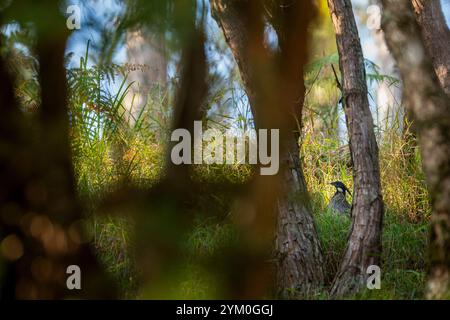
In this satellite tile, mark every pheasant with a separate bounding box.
[327,181,352,216]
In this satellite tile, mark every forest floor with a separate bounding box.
[74,122,429,299]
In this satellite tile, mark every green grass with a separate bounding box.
[302,120,429,299]
[72,118,430,299]
[92,216,139,298]
[64,47,430,300]
[315,211,427,299]
[2,9,432,299]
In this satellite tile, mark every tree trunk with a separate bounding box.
[381,0,450,299]
[275,137,325,298]
[125,29,168,123]
[369,0,404,134]
[412,0,450,95]
[327,0,384,297]
[211,0,324,298]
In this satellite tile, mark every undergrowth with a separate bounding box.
[66,48,430,299]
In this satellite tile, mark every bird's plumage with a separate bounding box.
[327,181,351,216]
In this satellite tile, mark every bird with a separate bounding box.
[327,181,352,216]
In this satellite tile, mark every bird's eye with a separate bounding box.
[337,187,344,193]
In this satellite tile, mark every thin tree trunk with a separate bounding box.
[369,0,404,134]
[381,0,450,299]
[211,0,324,298]
[327,0,384,297]
[125,29,168,123]
[412,0,450,95]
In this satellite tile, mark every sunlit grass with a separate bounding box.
[67,49,430,299]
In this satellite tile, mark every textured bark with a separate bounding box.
[275,138,325,298]
[211,0,324,298]
[327,0,384,297]
[412,0,450,95]
[381,0,450,299]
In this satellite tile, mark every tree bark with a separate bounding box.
[211,0,324,298]
[327,0,384,297]
[381,0,450,299]
[275,137,325,298]
[412,0,450,95]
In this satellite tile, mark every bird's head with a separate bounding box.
[330,181,351,196]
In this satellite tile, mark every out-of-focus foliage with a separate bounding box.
[0,0,432,299]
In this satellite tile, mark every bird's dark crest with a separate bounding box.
[330,181,351,196]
